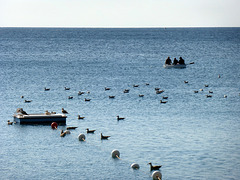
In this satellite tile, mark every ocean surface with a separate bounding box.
[0,27,240,180]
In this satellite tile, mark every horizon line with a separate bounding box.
[1,26,240,29]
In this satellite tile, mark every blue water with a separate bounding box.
[0,28,240,180]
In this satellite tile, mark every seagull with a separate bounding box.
[66,127,78,130]
[60,130,67,137]
[160,100,167,103]
[78,115,85,119]
[7,120,13,125]
[86,128,96,133]
[17,108,28,115]
[156,90,164,94]
[117,116,125,120]
[62,108,68,114]
[148,162,162,171]
[101,133,110,140]
[78,91,84,95]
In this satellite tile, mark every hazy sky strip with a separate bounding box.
[0,0,239,27]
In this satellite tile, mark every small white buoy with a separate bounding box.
[78,134,86,141]
[131,163,140,169]
[111,149,120,159]
[152,171,162,180]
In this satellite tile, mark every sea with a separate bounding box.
[0,27,240,180]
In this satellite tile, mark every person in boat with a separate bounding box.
[179,57,185,65]
[165,57,172,65]
[173,58,178,65]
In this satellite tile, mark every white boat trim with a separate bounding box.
[163,64,187,68]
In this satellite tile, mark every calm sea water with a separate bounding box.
[0,28,240,180]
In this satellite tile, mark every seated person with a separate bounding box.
[179,57,185,64]
[173,58,178,65]
[165,57,172,65]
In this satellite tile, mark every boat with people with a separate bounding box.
[13,108,67,124]
[163,56,187,68]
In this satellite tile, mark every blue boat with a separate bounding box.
[13,109,67,125]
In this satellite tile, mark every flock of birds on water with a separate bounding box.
[7,73,238,180]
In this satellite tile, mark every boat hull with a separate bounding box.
[163,64,186,68]
[13,114,67,125]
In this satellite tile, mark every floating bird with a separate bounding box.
[123,89,130,93]
[156,90,164,94]
[21,96,24,98]
[218,74,221,78]
[117,116,125,120]
[109,96,115,99]
[162,96,168,99]
[68,96,73,99]
[85,98,91,101]
[146,83,150,85]
[139,94,144,97]
[7,120,13,125]
[64,87,70,90]
[86,128,96,133]
[200,89,203,91]
[101,133,110,140]
[160,100,167,103]
[78,91,84,95]
[66,127,78,130]
[64,130,71,134]
[209,91,213,93]
[205,84,209,87]
[17,108,28,115]
[78,115,85,119]
[184,81,188,84]
[206,95,212,98]
[44,87,50,91]
[148,162,162,171]
[62,108,68,114]
[194,91,199,93]
[24,100,32,103]
[60,130,67,137]
[189,62,195,64]
[155,88,160,91]
[105,87,111,91]
[133,84,139,87]
[224,95,227,98]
